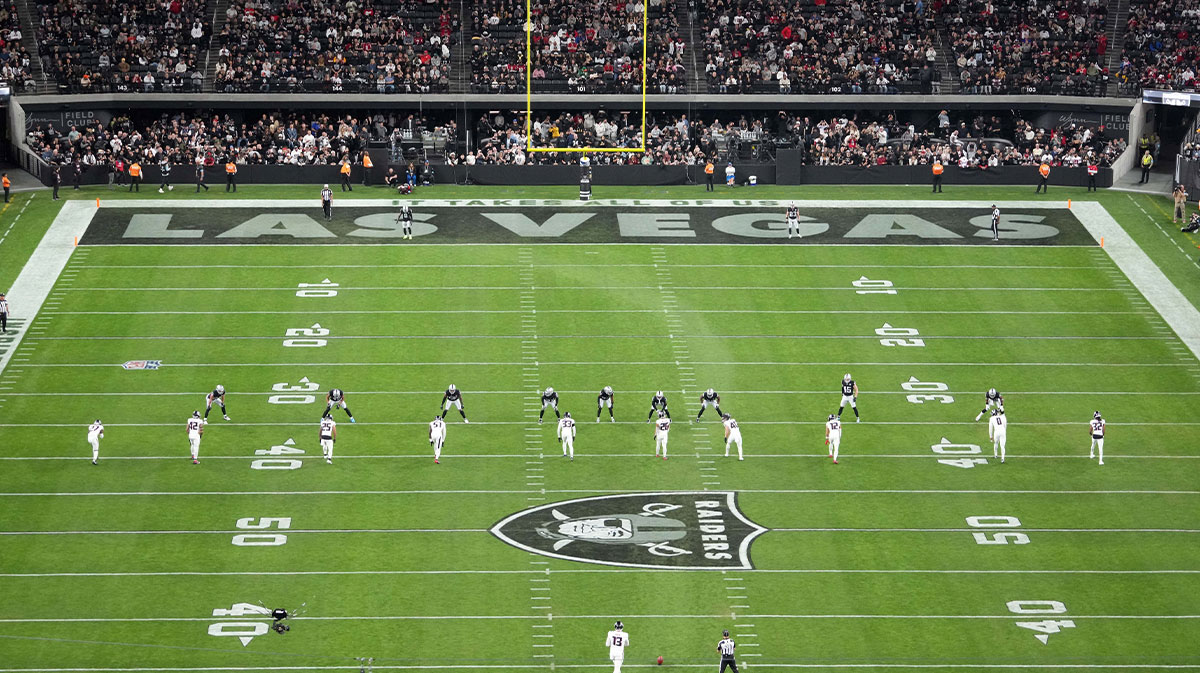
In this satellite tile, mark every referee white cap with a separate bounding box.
[324,184,329,189]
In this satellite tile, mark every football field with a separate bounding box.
[1,196,1199,671]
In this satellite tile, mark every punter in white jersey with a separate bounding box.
[722,414,743,460]
[654,410,671,459]
[825,414,842,464]
[430,414,447,464]
[785,201,801,238]
[87,419,104,465]
[605,621,629,673]
[837,374,860,422]
[318,413,337,464]
[557,412,577,460]
[186,410,204,464]
[1089,411,1105,466]
[975,388,1004,421]
[988,407,1007,463]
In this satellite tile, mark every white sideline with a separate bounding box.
[1075,201,1200,361]
[0,201,95,376]
[2,666,1200,672]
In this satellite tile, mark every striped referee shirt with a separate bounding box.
[718,638,735,658]
[0,299,9,315]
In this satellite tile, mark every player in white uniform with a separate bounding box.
[975,388,1004,421]
[786,202,800,238]
[557,411,576,460]
[1089,411,1105,466]
[654,410,671,459]
[605,621,628,673]
[204,384,229,423]
[319,413,337,464]
[87,419,104,465]
[825,414,841,464]
[837,374,859,422]
[722,414,743,460]
[430,414,447,464]
[186,410,203,464]
[988,407,1007,463]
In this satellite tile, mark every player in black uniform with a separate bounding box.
[697,388,722,421]
[597,385,615,422]
[975,388,1004,421]
[204,384,229,423]
[785,202,800,239]
[325,388,356,422]
[397,205,414,240]
[647,390,669,422]
[539,387,559,424]
[837,374,860,422]
[441,384,468,422]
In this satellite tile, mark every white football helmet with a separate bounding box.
[448,384,456,392]
[843,373,851,381]
[603,386,613,395]
[706,388,715,396]
[545,387,554,395]
[215,384,225,395]
[988,387,997,397]
[656,390,664,397]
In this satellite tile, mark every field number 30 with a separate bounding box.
[902,376,953,404]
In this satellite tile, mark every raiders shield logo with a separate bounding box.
[489,491,767,569]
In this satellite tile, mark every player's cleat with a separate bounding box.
[350,417,356,423]
[158,188,164,193]
[596,418,600,423]
[463,418,469,424]
[326,458,332,464]
[434,458,439,464]
[610,417,614,423]
[662,455,668,460]
[856,417,860,423]
[738,456,744,461]
[91,459,97,465]
[1001,458,1005,464]
[223,415,231,421]
[538,418,543,424]
[570,456,574,461]
[833,460,838,464]
[193,459,199,464]
[202,418,208,425]
[1098,460,1104,465]
[1089,452,1095,459]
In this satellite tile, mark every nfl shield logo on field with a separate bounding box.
[122,360,162,370]
[490,491,767,569]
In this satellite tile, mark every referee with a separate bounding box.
[321,184,333,221]
[717,629,737,673]
[989,204,1000,242]
[0,293,9,333]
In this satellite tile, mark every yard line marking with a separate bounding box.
[8,390,1199,397]
[2,488,1195,497]
[6,613,1200,624]
[44,309,1154,316]
[73,262,1104,270]
[27,334,1174,342]
[0,528,490,536]
[12,361,1193,369]
[4,421,1197,429]
[54,285,1129,292]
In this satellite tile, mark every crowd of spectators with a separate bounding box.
[214,0,455,93]
[700,0,941,95]
[34,0,209,92]
[1116,0,1200,92]
[941,0,1110,95]
[469,0,687,94]
[22,111,411,168]
[0,1,35,90]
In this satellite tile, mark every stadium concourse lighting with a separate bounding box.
[523,0,648,154]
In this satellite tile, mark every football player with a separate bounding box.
[606,621,628,673]
[722,414,743,460]
[87,418,104,465]
[837,374,859,422]
[204,385,229,423]
[430,414,446,464]
[558,411,576,460]
[441,384,468,423]
[597,386,615,422]
[654,410,671,459]
[319,411,337,464]
[647,390,669,423]
[989,407,1007,463]
[697,388,722,421]
[976,388,1004,421]
[539,387,559,424]
[825,414,841,464]
[785,201,800,238]
[325,388,356,422]
[186,410,203,464]
[397,205,414,240]
[1089,411,1105,466]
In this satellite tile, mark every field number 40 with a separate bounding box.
[1006,600,1075,644]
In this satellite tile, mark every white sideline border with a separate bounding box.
[1074,201,1200,362]
[0,201,96,376]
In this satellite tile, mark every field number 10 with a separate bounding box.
[853,276,896,294]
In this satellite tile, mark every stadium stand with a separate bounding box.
[1118,0,1200,92]
[213,0,456,93]
[468,0,687,93]
[0,0,35,90]
[699,0,941,94]
[33,0,210,93]
[941,0,1110,95]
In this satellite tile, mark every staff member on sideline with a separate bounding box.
[195,162,209,192]
[1173,184,1189,223]
[321,184,333,221]
[1087,158,1099,191]
[1139,150,1154,183]
[717,630,738,673]
[0,292,9,333]
[128,160,142,192]
[340,158,353,191]
[361,152,374,186]
[704,158,714,191]
[2,172,10,202]
[931,159,944,193]
[225,159,238,192]
[1035,161,1050,193]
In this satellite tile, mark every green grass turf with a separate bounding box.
[0,185,1198,672]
